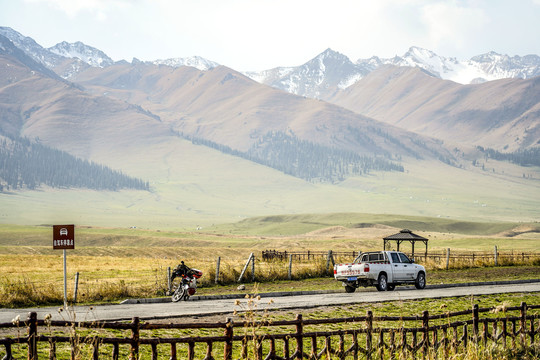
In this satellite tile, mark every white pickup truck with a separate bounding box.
[334,251,426,292]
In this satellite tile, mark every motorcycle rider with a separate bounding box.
[171,261,191,282]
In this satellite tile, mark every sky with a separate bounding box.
[1,0,540,71]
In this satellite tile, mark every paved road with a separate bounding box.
[1,282,539,323]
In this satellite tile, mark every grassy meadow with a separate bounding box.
[0,142,539,230]
[0,213,539,307]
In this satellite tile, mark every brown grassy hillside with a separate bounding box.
[327,65,540,151]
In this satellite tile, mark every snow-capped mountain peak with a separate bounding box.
[0,26,64,68]
[244,48,375,98]
[2,26,539,99]
[151,56,219,71]
[354,46,540,85]
[383,46,459,79]
[48,41,114,68]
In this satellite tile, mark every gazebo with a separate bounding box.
[383,229,428,260]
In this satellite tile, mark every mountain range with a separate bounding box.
[0,26,538,227]
[2,26,540,96]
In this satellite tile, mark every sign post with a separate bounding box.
[53,225,75,309]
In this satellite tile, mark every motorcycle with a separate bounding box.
[170,262,203,302]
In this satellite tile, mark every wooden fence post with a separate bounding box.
[215,256,221,284]
[27,311,37,360]
[167,267,171,294]
[238,253,254,283]
[494,246,498,266]
[366,310,373,360]
[326,250,334,275]
[224,318,233,360]
[130,317,140,360]
[3,342,13,360]
[288,254,293,280]
[422,310,429,359]
[295,314,304,360]
[520,302,527,347]
[73,272,80,303]
[251,254,255,282]
[446,248,450,270]
[472,304,479,345]
[93,337,100,360]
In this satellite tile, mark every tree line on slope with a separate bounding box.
[188,131,404,182]
[477,146,540,167]
[0,136,149,192]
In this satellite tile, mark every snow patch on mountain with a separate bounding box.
[378,46,540,84]
[0,26,63,68]
[338,73,364,89]
[245,48,374,98]
[48,41,114,68]
[151,56,219,71]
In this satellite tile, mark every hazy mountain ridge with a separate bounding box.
[150,56,219,71]
[328,65,540,152]
[246,47,540,99]
[69,60,454,164]
[48,41,114,68]
[1,40,449,190]
[386,47,540,84]
[0,44,172,160]
[1,26,536,163]
[244,49,376,99]
[0,26,65,69]
[0,33,63,82]
[3,26,538,96]
[0,27,218,78]
[0,27,538,226]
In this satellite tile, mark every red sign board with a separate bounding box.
[53,225,75,250]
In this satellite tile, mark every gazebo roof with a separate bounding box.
[383,229,428,241]
[383,229,429,257]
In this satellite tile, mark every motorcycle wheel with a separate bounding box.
[171,286,185,302]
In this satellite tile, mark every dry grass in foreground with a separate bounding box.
[1,250,539,308]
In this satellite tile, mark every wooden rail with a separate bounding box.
[262,249,540,264]
[1,302,538,359]
[262,250,358,261]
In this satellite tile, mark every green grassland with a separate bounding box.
[0,136,539,230]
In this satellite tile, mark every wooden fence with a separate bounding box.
[262,249,540,267]
[1,302,538,359]
[262,250,359,261]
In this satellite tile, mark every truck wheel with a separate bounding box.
[376,273,388,291]
[345,285,356,293]
[415,272,426,289]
